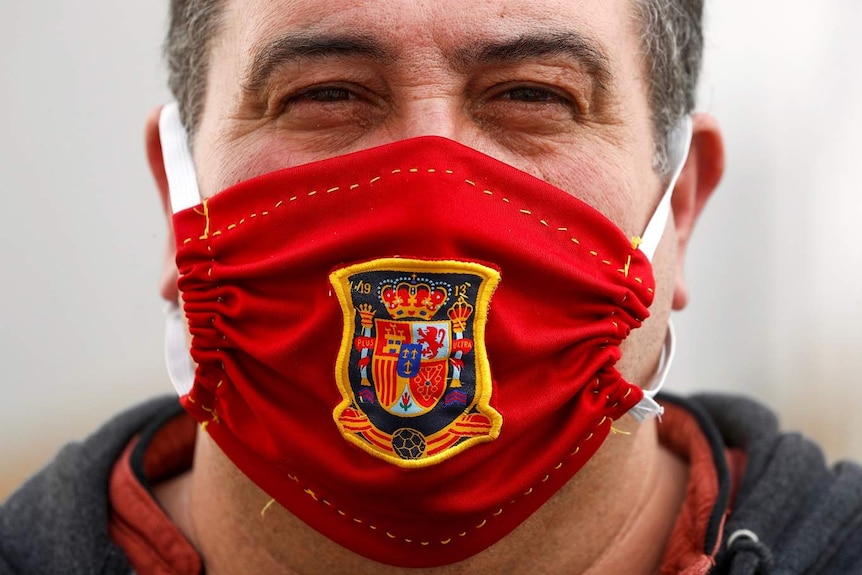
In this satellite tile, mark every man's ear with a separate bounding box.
[145,106,180,304]
[670,113,725,310]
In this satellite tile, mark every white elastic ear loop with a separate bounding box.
[165,303,196,397]
[637,116,694,262]
[629,320,676,422]
[158,102,202,214]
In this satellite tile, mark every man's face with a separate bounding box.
[187,0,676,387]
[193,0,662,240]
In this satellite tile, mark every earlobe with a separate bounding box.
[670,113,725,310]
[145,106,181,304]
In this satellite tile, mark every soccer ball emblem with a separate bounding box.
[391,428,427,460]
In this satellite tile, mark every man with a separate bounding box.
[2,1,861,574]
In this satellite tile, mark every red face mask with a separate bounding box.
[160,104,686,567]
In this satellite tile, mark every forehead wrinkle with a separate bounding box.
[450,31,613,95]
[241,33,394,93]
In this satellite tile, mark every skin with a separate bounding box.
[145,0,725,573]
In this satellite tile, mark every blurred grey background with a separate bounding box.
[2,2,861,499]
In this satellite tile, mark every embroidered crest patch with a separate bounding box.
[330,258,502,467]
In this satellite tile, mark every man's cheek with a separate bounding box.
[529,153,642,234]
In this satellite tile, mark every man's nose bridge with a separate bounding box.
[391,94,464,141]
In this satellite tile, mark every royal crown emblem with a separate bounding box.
[330,258,502,467]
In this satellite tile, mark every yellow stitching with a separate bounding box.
[250,213,257,218]
[337,510,346,517]
[465,179,476,186]
[571,238,580,244]
[200,405,219,423]
[540,220,548,227]
[427,169,436,173]
[288,474,299,482]
[227,224,237,230]
[558,227,568,231]
[183,238,192,244]
[520,209,532,215]
[409,168,419,173]
[386,532,396,539]
[602,260,611,266]
[493,509,503,516]
[308,191,318,196]
[421,542,430,546]
[370,176,381,184]
[391,169,401,174]
[635,277,643,284]
[476,520,487,529]
[618,255,632,277]
[503,198,510,203]
[484,190,493,195]
[353,518,363,524]
[290,196,297,202]
[350,184,360,190]
[304,489,318,501]
[260,498,276,518]
[445,170,454,174]
[326,187,339,193]
[275,201,284,208]
[590,251,599,257]
[524,488,533,496]
[441,539,451,545]
[542,475,550,482]
[262,211,269,216]
[198,199,211,240]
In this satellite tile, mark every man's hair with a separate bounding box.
[633,0,704,172]
[165,0,703,171]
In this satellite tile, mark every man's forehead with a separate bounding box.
[218,0,635,63]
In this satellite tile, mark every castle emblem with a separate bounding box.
[330,258,502,467]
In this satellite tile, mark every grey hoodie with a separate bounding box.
[1,394,861,574]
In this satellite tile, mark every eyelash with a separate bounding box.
[293,87,355,103]
[501,86,565,103]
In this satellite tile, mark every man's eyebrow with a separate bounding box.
[452,32,612,93]
[243,33,391,92]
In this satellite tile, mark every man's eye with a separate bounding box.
[296,87,355,103]
[503,87,561,103]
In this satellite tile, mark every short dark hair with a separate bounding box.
[165,0,704,171]
[165,0,224,144]
[633,0,704,172]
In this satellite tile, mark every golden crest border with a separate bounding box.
[329,257,502,468]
